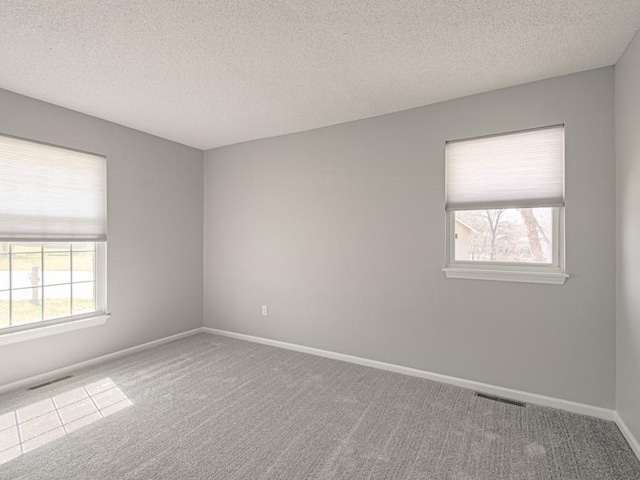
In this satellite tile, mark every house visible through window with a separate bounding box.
[444,125,567,284]
[0,134,107,332]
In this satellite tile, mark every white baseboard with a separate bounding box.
[203,327,615,421]
[614,412,640,461]
[0,327,204,396]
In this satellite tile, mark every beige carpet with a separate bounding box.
[0,333,638,479]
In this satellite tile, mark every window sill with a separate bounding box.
[0,314,110,346]
[443,268,568,285]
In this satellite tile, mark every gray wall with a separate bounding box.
[204,67,616,408]
[0,89,204,386]
[616,30,640,444]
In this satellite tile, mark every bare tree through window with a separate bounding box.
[454,208,552,263]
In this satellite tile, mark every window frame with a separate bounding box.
[444,207,567,284]
[0,241,108,345]
[443,125,569,285]
[0,244,109,345]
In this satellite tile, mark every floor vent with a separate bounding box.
[475,392,526,407]
[28,375,74,391]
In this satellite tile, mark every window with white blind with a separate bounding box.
[443,125,568,284]
[0,133,108,343]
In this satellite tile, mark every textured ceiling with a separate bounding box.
[1,1,639,150]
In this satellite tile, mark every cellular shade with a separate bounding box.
[445,125,564,211]
[0,134,106,241]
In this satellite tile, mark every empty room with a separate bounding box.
[1,1,640,478]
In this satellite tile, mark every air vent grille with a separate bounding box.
[475,392,526,407]
[28,375,74,390]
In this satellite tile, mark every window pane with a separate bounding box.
[11,252,42,289]
[43,242,70,253]
[11,288,42,325]
[0,241,102,330]
[44,285,71,320]
[0,291,8,327]
[44,252,71,286]
[454,208,553,263]
[72,251,95,283]
[11,242,41,253]
[73,282,95,315]
[0,254,8,291]
[72,242,96,252]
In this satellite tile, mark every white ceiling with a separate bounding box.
[1,1,639,150]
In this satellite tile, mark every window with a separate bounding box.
[0,133,107,342]
[444,125,568,284]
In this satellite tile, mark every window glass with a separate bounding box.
[44,250,71,286]
[44,284,71,320]
[72,250,95,283]
[0,253,8,291]
[73,282,95,315]
[454,208,553,263]
[12,287,42,325]
[0,242,99,329]
[0,291,8,328]
[11,251,41,289]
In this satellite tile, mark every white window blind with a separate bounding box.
[0,134,106,241]
[445,125,564,211]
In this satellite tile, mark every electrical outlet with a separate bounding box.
[261,305,268,316]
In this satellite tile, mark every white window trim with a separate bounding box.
[0,243,108,345]
[443,207,568,285]
[0,314,110,346]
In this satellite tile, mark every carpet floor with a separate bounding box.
[0,333,638,479]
